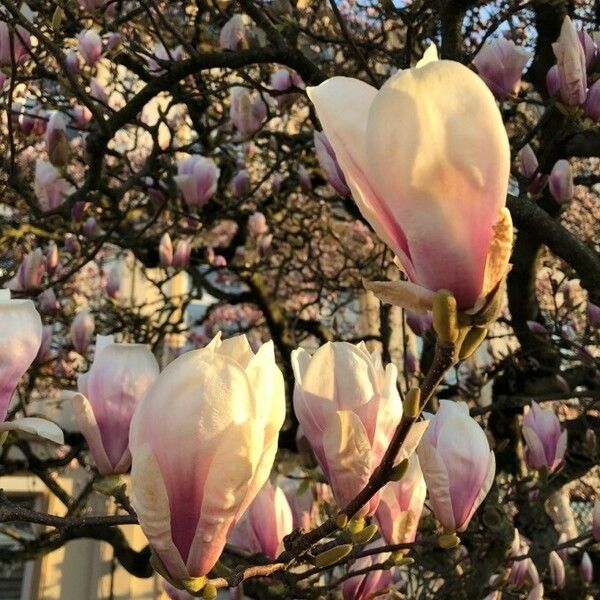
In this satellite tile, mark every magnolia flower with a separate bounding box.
[230,87,267,137]
[148,43,184,75]
[342,543,392,600]
[552,17,587,106]
[472,37,531,98]
[522,402,566,472]
[248,212,268,236]
[313,130,350,196]
[67,335,159,474]
[220,14,247,51]
[129,333,285,579]
[584,80,600,122]
[34,160,74,212]
[45,111,69,167]
[9,248,45,291]
[578,30,597,68]
[375,453,426,546]
[270,68,304,109]
[174,155,220,208]
[35,324,53,363]
[172,239,192,269]
[580,551,593,583]
[46,241,58,271]
[228,480,293,558]
[406,310,433,337]
[65,49,81,75]
[292,342,428,515]
[159,232,173,267]
[593,499,600,542]
[546,64,560,96]
[70,309,95,354]
[37,288,59,314]
[77,29,103,66]
[587,302,600,328]
[279,471,330,531]
[232,169,250,197]
[548,159,573,204]
[106,265,120,299]
[417,400,495,532]
[0,5,33,67]
[549,550,565,589]
[307,46,512,314]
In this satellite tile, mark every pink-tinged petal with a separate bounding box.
[397,420,429,462]
[554,429,567,467]
[459,451,495,532]
[417,442,455,530]
[435,414,490,530]
[423,399,469,447]
[130,443,189,581]
[187,421,259,575]
[292,386,327,469]
[522,426,548,469]
[173,174,197,205]
[322,410,374,513]
[68,391,113,474]
[365,60,510,309]
[290,348,311,385]
[306,78,414,275]
[364,280,435,313]
[0,416,64,445]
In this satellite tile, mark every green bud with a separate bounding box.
[347,518,365,535]
[314,544,353,567]
[336,513,348,528]
[202,583,217,600]
[389,459,410,481]
[403,388,421,420]
[351,523,378,545]
[438,533,460,549]
[52,7,65,31]
[393,554,414,567]
[458,326,488,360]
[182,576,208,594]
[433,290,458,343]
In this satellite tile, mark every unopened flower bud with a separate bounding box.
[46,112,69,167]
[351,523,378,545]
[159,233,173,267]
[548,160,573,204]
[459,326,488,360]
[584,80,600,122]
[433,290,458,343]
[314,544,353,567]
[580,551,593,583]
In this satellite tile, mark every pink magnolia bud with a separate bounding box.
[174,155,220,208]
[271,173,283,194]
[406,310,433,337]
[45,111,69,167]
[64,233,81,254]
[35,324,53,363]
[557,532,568,561]
[293,342,428,516]
[527,320,548,336]
[522,402,567,472]
[0,6,33,67]
[230,87,267,137]
[584,79,600,122]
[472,37,531,98]
[307,47,513,313]
[105,32,122,52]
[593,499,600,542]
[70,309,95,354]
[314,130,350,196]
[298,165,312,192]
[159,233,173,267]
[172,239,192,269]
[375,454,426,546]
[34,159,74,212]
[548,159,573,204]
[578,30,598,68]
[270,68,304,109]
[518,144,539,179]
[552,17,587,106]
[546,64,560,96]
[228,480,293,558]
[69,335,159,474]
[342,542,392,600]
[279,473,324,531]
[527,583,544,600]
[220,14,247,51]
[232,169,251,197]
[147,43,184,76]
[129,334,285,579]
[17,248,46,290]
[549,550,565,589]
[418,400,495,531]
[587,302,600,328]
[106,265,120,299]
[37,288,59,314]
[585,427,597,452]
[213,254,227,267]
[71,201,86,222]
[248,212,268,236]
[90,79,107,103]
[46,241,58,272]
[259,233,273,257]
[72,105,92,129]
[580,551,593,583]
[78,29,103,66]
[83,217,102,239]
[0,289,42,420]
[65,49,81,76]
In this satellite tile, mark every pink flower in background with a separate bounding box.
[220,15,247,51]
[375,453,426,546]
[45,111,69,167]
[292,342,427,516]
[522,402,567,472]
[270,68,304,109]
[129,333,285,579]
[578,30,597,68]
[314,130,350,196]
[172,239,192,269]
[0,4,33,67]
[546,64,560,96]
[548,160,573,204]
[580,552,593,583]
[279,472,329,531]
[549,550,565,589]
[417,400,495,532]
[65,50,81,75]
[77,29,103,66]
[106,265,121,299]
[472,37,531,98]
[232,169,251,197]
[37,288,59,314]
[67,335,159,475]
[307,46,512,312]
[148,43,184,75]
[46,241,58,272]
[584,80,600,122]
[70,309,95,354]
[0,289,42,420]
[228,480,293,558]
[406,310,433,337]
[11,248,46,291]
[34,160,74,212]
[587,302,600,328]
[342,542,392,600]
[230,87,267,137]
[248,212,268,236]
[174,155,220,208]
[35,324,53,363]
[552,17,587,106]
[159,233,173,267]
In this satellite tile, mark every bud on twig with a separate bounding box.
[314,544,353,567]
[438,533,460,549]
[458,326,488,360]
[389,458,410,481]
[433,290,458,343]
[403,388,421,420]
[351,523,378,545]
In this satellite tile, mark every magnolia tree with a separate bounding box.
[0,0,599,598]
